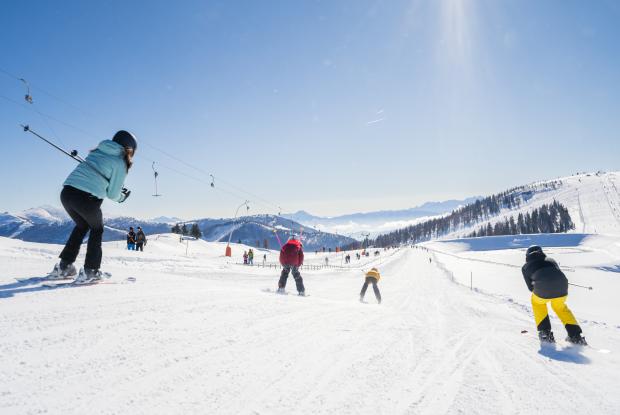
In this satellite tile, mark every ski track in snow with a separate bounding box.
[1,236,620,414]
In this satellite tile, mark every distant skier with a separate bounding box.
[360,267,382,304]
[243,251,248,265]
[277,234,305,296]
[522,245,587,345]
[135,226,147,252]
[49,130,137,283]
[248,249,254,265]
[127,227,136,251]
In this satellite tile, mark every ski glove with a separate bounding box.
[118,188,131,203]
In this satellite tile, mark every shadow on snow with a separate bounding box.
[538,344,591,364]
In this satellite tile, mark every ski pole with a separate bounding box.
[22,124,106,179]
[21,124,84,162]
[568,282,593,290]
[273,229,283,248]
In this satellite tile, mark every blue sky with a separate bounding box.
[1,0,619,219]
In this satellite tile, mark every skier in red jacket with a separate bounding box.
[278,234,306,296]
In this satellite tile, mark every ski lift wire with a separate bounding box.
[2,71,288,215]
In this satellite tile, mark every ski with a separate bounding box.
[41,273,134,289]
[15,276,73,284]
[42,280,108,289]
[261,288,309,297]
[520,330,610,354]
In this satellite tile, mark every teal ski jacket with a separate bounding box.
[63,140,128,202]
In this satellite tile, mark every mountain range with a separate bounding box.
[0,198,478,250]
[0,209,355,251]
[285,197,482,236]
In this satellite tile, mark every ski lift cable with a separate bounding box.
[138,153,250,202]
[0,90,67,147]
[0,67,33,105]
[2,73,289,216]
[138,140,284,211]
[211,175,281,211]
[0,65,96,118]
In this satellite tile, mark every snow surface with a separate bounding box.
[1,234,620,414]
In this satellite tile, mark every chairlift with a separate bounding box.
[210,174,215,188]
[152,162,162,197]
[19,78,33,104]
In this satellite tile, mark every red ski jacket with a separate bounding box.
[279,239,304,266]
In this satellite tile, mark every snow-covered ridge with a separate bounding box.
[285,196,482,236]
[375,171,620,245]
[447,171,620,237]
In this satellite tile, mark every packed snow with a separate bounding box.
[1,233,619,414]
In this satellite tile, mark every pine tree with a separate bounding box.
[517,213,526,234]
[190,224,202,239]
[181,223,188,236]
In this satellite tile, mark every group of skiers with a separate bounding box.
[45,129,588,346]
[243,249,255,265]
[275,234,383,303]
[126,226,147,251]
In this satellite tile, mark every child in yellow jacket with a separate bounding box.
[360,267,382,304]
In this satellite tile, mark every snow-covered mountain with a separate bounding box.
[373,171,620,246]
[446,171,620,238]
[0,208,353,251]
[194,214,354,251]
[150,216,185,224]
[285,197,481,237]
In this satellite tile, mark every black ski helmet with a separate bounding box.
[112,130,138,151]
[526,245,543,260]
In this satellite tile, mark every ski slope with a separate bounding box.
[1,234,620,414]
[445,171,620,238]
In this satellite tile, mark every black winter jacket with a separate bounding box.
[136,231,146,243]
[521,251,568,299]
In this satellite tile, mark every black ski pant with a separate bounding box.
[360,276,381,302]
[136,242,144,252]
[278,264,305,293]
[59,186,104,270]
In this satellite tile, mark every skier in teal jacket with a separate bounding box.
[50,131,137,283]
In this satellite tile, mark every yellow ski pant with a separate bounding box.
[531,293,578,329]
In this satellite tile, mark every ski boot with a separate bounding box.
[48,261,77,280]
[538,330,556,344]
[74,268,103,284]
[298,291,306,297]
[359,295,365,303]
[276,287,286,295]
[566,334,588,346]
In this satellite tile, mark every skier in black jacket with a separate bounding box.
[522,245,586,345]
[135,227,147,252]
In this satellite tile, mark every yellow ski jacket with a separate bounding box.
[366,268,381,281]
